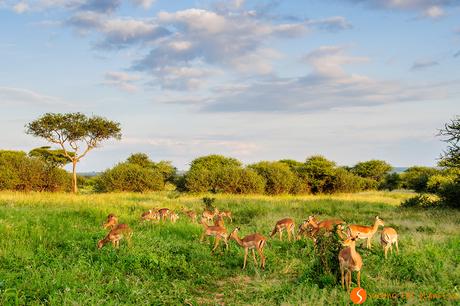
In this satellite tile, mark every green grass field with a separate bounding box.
[0,191,459,305]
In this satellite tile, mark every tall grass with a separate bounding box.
[0,191,458,305]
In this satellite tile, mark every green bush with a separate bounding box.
[351,160,392,182]
[331,168,366,193]
[400,194,437,208]
[0,150,71,192]
[95,162,164,192]
[249,161,295,195]
[215,167,265,194]
[379,172,402,191]
[401,166,439,192]
[436,178,460,209]
[299,155,336,194]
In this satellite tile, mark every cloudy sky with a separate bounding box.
[1,0,459,171]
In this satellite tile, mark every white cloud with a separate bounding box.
[423,5,445,18]
[13,1,29,13]
[0,86,67,106]
[132,0,155,9]
[102,71,141,92]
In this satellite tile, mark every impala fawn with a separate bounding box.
[338,235,363,291]
[348,216,385,249]
[229,227,267,269]
[185,210,197,222]
[200,217,228,253]
[202,207,219,223]
[103,213,118,229]
[218,210,233,223]
[97,224,132,249]
[380,227,399,259]
[141,210,159,221]
[270,218,295,241]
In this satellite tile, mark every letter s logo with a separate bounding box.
[351,287,367,304]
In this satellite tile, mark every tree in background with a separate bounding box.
[351,160,392,183]
[380,172,402,191]
[300,155,336,194]
[401,166,439,192]
[29,146,74,168]
[126,153,177,186]
[26,113,121,193]
[438,116,460,168]
[185,155,242,192]
[249,161,295,195]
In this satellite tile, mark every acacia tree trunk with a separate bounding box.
[72,159,78,193]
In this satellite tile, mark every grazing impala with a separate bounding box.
[103,213,118,229]
[348,216,385,249]
[158,208,171,221]
[229,227,267,270]
[339,235,363,291]
[200,217,228,253]
[185,210,197,222]
[141,210,159,221]
[202,208,219,223]
[306,216,345,239]
[297,220,316,241]
[270,218,295,241]
[218,210,233,223]
[380,227,399,259]
[97,224,132,249]
[169,211,179,223]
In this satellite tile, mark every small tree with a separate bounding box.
[351,160,392,182]
[26,113,121,193]
[29,146,74,168]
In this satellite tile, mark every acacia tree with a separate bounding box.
[26,113,121,193]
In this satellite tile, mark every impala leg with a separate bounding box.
[257,248,265,269]
[200,232,205,243]
[243,248,248,269]
[287,227,292,242]
[224,237,229,250]
[212,237,221,253]
[395,240,399,254]
[341,266,345,289]
[252,249,258,266]
[384,245,388,259]
[279,230,282,241]
[357,270,361,288]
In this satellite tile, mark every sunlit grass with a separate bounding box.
[0,191,458,305]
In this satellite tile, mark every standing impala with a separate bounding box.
[158,208,171,221]
[380,227,399,259]
[339,235,363,291]
[202,208,219,223]
[185,210,197,223]
[229,227,267,270]
[200,217,228,253]
[214,214,225,227]
[97,224,132,249]
[348,216,385,249]
[270,218,295,241]
[169,211,179,223]
[218,210,233,223]
[103,213,118,229]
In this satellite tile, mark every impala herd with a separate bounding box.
[97,205,399,291]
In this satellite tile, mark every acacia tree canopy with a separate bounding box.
[25,112,121,193]
[438,116,460,168]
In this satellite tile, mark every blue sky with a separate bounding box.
[1,0,459,171]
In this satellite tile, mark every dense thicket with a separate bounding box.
[94,153,174,192]
[0,150,71,191]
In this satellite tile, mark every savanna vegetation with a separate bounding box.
[0,192,458,305]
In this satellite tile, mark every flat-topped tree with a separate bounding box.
[26,113,121,193]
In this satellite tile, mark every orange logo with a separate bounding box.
[350,287,367,304]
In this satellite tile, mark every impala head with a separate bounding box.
[230,227,240,238]
[375,216,385,226]
[342,235,359,247]
[97,239,105,249]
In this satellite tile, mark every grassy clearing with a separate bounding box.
[0,191,459,305]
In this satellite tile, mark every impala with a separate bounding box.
[158,208,171,221]
[200,217,228,253]
[348,216,385,249]
[141,210,159,221]
[97,224,132,249]
[338,235,363,291]
[380,227,399,259]
[218,210,233,223]
[185,210,197,222]
[214,214,225,227]
[270,218,295,241]
[297,220,315,241]
[169,211,179,223]
[306,215,346,240]
[103,213,118,229]
[229,227,267,269]
[202,207,219,223]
